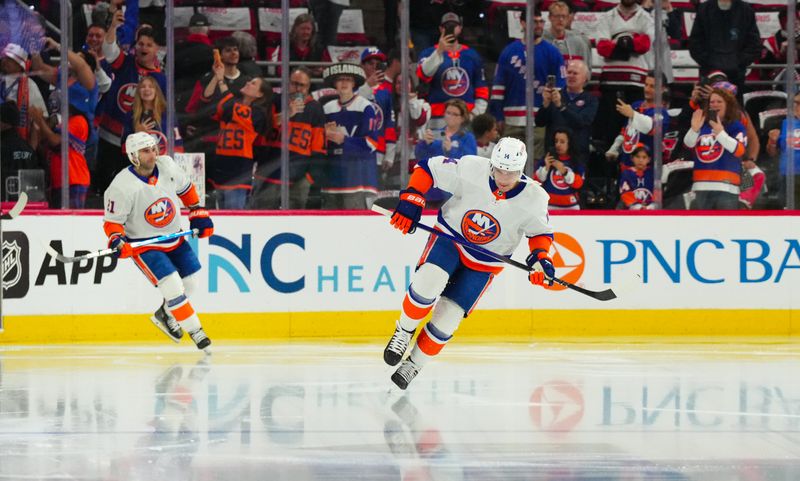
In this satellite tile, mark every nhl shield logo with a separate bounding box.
[2,240,21,290]
[1,232,29,298]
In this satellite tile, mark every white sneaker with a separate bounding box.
[150,305,183,343]
[189,328,211,351]
[383,321,415,366]
[391,358,420,390]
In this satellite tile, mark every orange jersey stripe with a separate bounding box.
[693,169,741,185]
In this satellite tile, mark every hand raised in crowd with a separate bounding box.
[423,129,435,145]
[325,121,345,144]
[691,84,713,104]
[442,134,452,153]
[550,87,562,108]
[605,149,619,161]
[542,87,552,107]
[615,99,634,118]
[288,96,305,117]
[366,69,385,88]
[690,108,705,132]
[544,152,556,169]
[138,117,156,132]
[110,9,124,31]
[436,31,456,54]
[212,62,225,82]
[709,117,724,135]
[768,128,781,143]
[553,158,566,174]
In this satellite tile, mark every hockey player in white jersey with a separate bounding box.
[103,132,215,350]
[384,137,556,389]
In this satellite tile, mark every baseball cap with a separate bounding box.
[360,47,386,64]
[189,13,210,27]
[2,43,28,70]
[440,12,461,26]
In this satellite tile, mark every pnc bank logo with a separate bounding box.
[544,232,585,291]
[529,380,585,433]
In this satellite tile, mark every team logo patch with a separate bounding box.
[695,134,724,163]
[117,83,137,113]
[441,66,470,97]
[144,197,176,228]
[792,128,800,149]
[148,130,168,155]
[622,125,640,154]
[372,102,384,131]
[461,210,500,244]
[549,170,569,190]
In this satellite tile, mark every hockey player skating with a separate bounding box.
[383,137,555,389]
[103,132,214,350]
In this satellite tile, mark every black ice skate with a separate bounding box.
[150,304,183,343]
[189,328,212,351]
[384,321,415,366]
[391,358,420,390]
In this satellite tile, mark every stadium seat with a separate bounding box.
[744,90,788,134]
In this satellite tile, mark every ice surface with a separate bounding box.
[0,340,798,480]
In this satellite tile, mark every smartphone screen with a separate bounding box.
[547,75,556,88]
[708,110,718,122]
[444,23,456,37]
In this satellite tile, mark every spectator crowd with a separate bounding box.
[1,0,798,211]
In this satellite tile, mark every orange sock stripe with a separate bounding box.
[416,327,446,356]
[170,302,196,322]
[403,293,434,320]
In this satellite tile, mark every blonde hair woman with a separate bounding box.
[123,75,183,155]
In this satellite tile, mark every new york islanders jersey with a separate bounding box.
[97,50,167,146]
[619,167,654,208]
[418,155,553,273]
[619,101,671,166]
[688,122,747,194]
[322,94,380,194]
[534,156,585,209]
[417,45,489,121]
[104,155,193,250]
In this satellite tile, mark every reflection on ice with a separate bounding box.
[0,342,798,480]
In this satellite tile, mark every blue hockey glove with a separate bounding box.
[526,249,555,286]
[390,188,425,235]
[189,208,214,238]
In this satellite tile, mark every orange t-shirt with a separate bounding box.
[49,115,90,188]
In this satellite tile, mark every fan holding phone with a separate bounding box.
[683,88,748,210]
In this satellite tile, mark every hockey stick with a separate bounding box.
[44,229,198,264]
[371,204,618,301]
[0,192,28,220]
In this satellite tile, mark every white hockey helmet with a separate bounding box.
[490,137,527,172]
[125,132,157,167]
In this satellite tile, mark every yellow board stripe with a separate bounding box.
[0,310,796,343]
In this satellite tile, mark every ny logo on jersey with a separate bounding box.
[461,210,501,245]
[145,197,176,228]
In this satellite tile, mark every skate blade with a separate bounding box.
[149,316,182,344]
